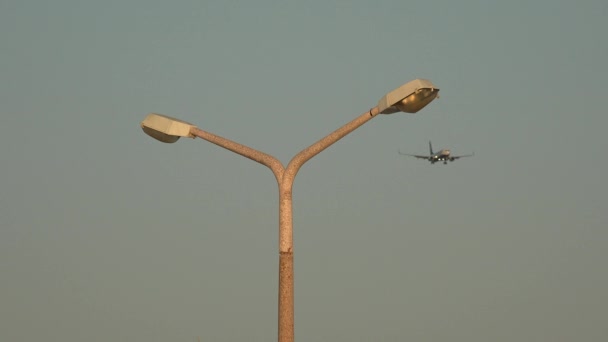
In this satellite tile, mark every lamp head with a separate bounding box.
[140,113,196,143]
[377,79,439,114]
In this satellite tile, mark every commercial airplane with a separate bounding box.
[399,141,474,164]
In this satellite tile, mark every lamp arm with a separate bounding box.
[189,127,285,184]
[283,106,380,186]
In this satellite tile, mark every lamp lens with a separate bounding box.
[395,88,439,113]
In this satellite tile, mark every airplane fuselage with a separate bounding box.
[430,149,451,163]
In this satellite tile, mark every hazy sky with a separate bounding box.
[1,1,607,341]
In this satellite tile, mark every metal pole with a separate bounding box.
[190,106,380,342]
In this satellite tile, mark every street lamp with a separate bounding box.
[140,78,439,342]
[377,78,439,114]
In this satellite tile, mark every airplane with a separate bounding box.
[398,141,474,164]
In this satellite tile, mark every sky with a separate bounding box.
[1,0,607,341]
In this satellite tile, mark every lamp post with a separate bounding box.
[140,79,439,342]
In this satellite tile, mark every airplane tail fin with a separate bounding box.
[429,141,433,156]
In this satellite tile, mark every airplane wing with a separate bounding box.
[398,150,429,159]
[450,152,475,160]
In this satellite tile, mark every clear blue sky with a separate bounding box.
[1,1,607,341]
